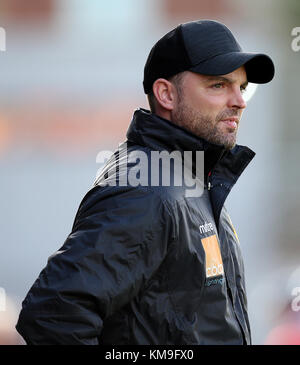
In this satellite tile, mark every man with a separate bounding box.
[16,20,274,345]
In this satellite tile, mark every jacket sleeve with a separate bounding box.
[16,185,174,344]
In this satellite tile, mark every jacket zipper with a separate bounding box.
[207,171,212,190]
[207,149,227,191]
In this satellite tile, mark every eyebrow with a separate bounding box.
[205,75,248,88]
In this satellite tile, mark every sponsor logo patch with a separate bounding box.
[201,234,224,278]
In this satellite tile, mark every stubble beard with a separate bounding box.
[172,97,239,150]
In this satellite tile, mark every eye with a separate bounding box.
[240,85,247,94]
[212,83,225,89]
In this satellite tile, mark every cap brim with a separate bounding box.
[189,52,274,84]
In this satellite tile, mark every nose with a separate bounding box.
[228,86,247,110]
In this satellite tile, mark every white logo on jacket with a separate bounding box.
[199,222,214,235]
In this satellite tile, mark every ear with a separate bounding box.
[152,78,176,111]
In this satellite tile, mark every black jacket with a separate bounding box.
[16,108,255,345]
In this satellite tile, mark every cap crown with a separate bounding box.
[143,20,242,94]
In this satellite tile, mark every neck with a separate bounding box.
[153,107,172,122]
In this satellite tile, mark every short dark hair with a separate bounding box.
[147,72,185,113]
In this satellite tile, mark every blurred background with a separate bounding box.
[0,0,299,345]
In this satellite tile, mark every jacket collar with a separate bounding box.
[127,108,219,153]
[126,108,255,185]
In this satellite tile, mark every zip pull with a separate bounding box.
[207,171,212,190]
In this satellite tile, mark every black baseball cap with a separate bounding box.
[143,20,275,94]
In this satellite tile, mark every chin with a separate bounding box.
[223,138,237,150]
[211,135,237,150]
[225,143,236,150]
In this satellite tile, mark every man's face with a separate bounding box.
[171,66,248,150]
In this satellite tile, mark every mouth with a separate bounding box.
[220,118,239,130]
